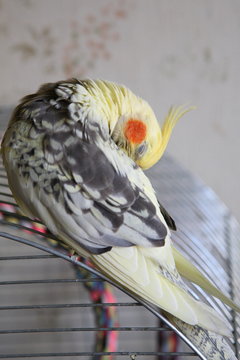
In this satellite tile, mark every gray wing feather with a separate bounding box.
[9,80,168,254]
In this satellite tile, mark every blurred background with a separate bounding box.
[0,0,240,220]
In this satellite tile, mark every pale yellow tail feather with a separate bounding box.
[91,246,232,337]
[172,247,240,312]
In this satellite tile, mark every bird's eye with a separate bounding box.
[135,142,148,158]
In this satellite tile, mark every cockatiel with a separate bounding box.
[1,79,239,359]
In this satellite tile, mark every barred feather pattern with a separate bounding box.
[167,315,237,360]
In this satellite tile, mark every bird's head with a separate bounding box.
[109,95,163,170]
[87,80,192,170]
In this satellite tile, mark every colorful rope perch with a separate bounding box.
[74,262,119,360]
[157,318,179,360]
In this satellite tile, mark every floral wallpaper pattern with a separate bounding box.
[6,0,133,78]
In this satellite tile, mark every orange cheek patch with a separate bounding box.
[124,119,147,144]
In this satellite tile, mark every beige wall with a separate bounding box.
[0,0,240,219]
